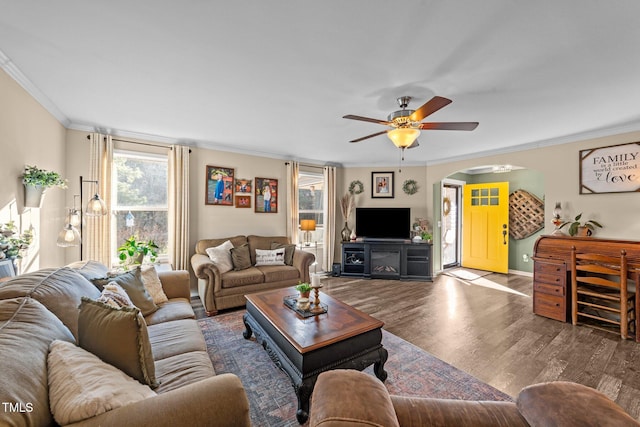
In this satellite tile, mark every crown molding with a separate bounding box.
[0,48,70,127]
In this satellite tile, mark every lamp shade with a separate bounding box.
[85,193,108,216]
[56,224,81,247]
[66,208,82,227]
[300,219,316,231]
[387,128,420,148]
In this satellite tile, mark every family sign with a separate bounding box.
[580,142,640,194]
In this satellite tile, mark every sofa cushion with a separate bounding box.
[259,265,300,283]
[247,235,289,265]
[255,248,286,266]
[67,259,110,281]
[147,318,207,361]
[196,235,247,255]
[78,297,158,388]
[205,240,234,273]
[97,282,135,308]
[154,350,216,394]
[0,267,101,339]
[0,297,75,427]
[93,268,159,316]
[48,339,156,425]
[144,298,195,326]
[517,381,640,427]
[141,265,169,304]
[231,243,252,271]
[222,267,265,289]
[271,242,296,265]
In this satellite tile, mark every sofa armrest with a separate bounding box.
[309,370,399,427]
[69,374,250,427]
[191,253,222,314]
[390,396,527,427]
[157,270,190,300]
[292,250,314,284]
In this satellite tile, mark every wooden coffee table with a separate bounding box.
[243,287,387,424]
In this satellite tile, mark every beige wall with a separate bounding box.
[0,69,67,272]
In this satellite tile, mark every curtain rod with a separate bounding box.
[86,135,191,152]
[285,161,324,169]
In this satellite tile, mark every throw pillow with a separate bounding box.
[92,268,158,316]
[48,340,156,425]
[205,240,234,274]
[140,265,168,304]
[231,243,252,271]
[271,242,296,265]
[97,282,134,309]
[255,248,286,266]
[78,297,158,388]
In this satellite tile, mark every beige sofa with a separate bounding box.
[309,370,640,427]
[191,235,315,315]
[0,261,250,427]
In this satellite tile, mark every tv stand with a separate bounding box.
[341,241,432,281]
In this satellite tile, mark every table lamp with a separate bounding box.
[300,219,316,246]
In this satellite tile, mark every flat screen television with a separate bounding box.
[355,207,411,240]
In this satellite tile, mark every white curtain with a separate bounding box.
[322,166,337,272]
[86,133,113,266]
[169,145,190,270]
[286,161,300,244]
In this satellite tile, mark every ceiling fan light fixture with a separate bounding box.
[388,128,420,148]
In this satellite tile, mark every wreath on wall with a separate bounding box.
[402,179,419,195]
[443,197,451,216]
[348,180,364,195]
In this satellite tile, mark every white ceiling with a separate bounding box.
[2,1,640,167]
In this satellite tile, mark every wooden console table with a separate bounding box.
[532,235,640,325]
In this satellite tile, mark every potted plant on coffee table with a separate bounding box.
[117,235,159,268]
[295,282,313,299]
[21,165,68,208]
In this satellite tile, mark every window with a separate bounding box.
[111,151,168,263]
[298,170,324,244]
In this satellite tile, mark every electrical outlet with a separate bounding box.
[522,254,530,262]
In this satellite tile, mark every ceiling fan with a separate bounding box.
[343,95,478,151]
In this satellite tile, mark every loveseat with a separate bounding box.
[309,370,640,426]
[0,260,250,427]
[191,235,315,315]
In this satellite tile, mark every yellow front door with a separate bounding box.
[462,182,509,273]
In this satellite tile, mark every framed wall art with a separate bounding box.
[579,141,640,194]
[255,177,278,213]
[371,171,394,198]
[235,178,252,194]
[205,165,234,205]
[235,195,251,208]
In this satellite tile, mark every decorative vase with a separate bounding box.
[576,226,592,237]
[24,184,46,208]
[341,222,351,242]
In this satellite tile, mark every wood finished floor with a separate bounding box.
[319,271,640,420]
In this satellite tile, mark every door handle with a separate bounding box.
[502,224,507,245]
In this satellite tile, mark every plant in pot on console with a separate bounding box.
[118,235,159,268]
[21,165,67,208]
[560,213,603,237]
[295,282,313,298]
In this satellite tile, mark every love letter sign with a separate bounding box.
[579,141,640,194]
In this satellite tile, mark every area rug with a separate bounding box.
[199,310,511,427]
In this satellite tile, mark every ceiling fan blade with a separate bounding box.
[349,130,389,143]
[407,140,420,149]
[418,122,479,131]
[409,96,452,122]
[343,114,390,125]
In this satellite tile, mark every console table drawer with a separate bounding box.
[534,293,566,322]
[534,281,565,297]
[534,272,565,286]
[534,261,566,276]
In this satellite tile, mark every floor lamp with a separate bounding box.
[56,176,108,260]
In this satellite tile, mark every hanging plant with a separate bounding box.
[402,179,419,195]
[348,180,364,195]
[21,165,67,188]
